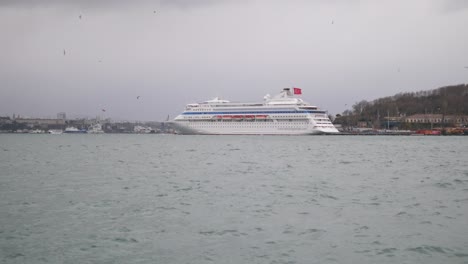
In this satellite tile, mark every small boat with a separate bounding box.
[134,125,152,133]
[87,123,105,134]
[414,129,441,135]
[63,126,87,134]
[48,129,63,134]
[29,129,45,134]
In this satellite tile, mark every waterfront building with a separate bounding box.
[14,118,66,126]
[404,114,468,126]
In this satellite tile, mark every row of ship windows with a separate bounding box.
[184,115,310,119]
[183,111,326,115]
[275,115,308,118]
[189,124,309,128]
[188,122,309,125]
[186,119,311,123]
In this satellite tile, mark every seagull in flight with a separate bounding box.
[63,49,66,56]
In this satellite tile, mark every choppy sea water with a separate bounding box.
[0,134,467,264]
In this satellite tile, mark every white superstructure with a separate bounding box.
[134,125,153,134]
[171,88,339,135]
[88,123,105,134]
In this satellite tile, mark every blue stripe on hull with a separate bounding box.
[182,110,326,115]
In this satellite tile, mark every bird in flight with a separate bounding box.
[79,15,82,19]
[137,96,140,99]
[63,49,66,55]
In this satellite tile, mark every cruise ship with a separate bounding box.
[171,88,339,135]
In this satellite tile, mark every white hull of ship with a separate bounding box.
[170,121,338,135]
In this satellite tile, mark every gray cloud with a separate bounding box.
[3,0,467,12]
[0,0,158,9]
[442,0,468,12]
[0,0,239,9]
[1,0,467,121]
[161,0,221,8]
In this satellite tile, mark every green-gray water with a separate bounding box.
[1,134,467,263]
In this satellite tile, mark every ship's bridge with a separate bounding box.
[185,103,199,111]
[266,98,303,105]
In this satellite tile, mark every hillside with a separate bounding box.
[334,84,468,129]
[336,84,467,124]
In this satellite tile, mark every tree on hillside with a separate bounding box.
[335,84,468,127]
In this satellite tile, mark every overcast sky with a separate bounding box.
[1,0,467,121]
